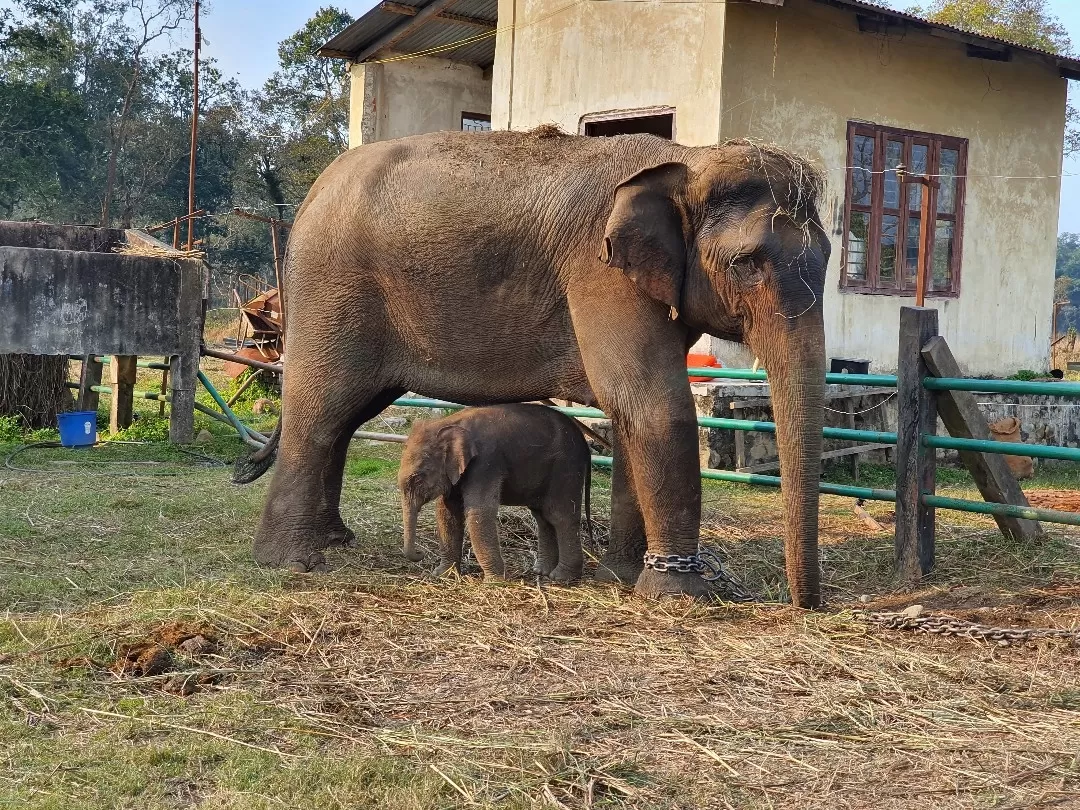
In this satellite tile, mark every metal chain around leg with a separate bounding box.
[697,548,757,603]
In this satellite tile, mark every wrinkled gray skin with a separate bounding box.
[397,404,591,583]
[235,128,829,608]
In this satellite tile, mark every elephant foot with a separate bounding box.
[284,552,329,574]
[253,524,353,572]
[634,567,711,601]
[594,553,643,586]
[431,560,460,578]
[546,563,582,585]
[531,559,556,578]
[320,521,356,549]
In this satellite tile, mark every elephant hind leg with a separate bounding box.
[595,420,647,586]
[530,509,558,577]
[253,385,404,572]
[546,506,584,585]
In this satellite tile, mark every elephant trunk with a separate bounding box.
[763,321,825,609]
[402,493,425,562]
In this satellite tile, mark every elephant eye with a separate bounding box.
[730,254,766,287]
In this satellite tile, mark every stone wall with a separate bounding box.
[693,382,895,473]
[690,382,1080,475]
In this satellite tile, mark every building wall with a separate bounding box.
[348,55,492,148]
[490,0,1067,374]
[490,0,726,144]
[718,0,1066,374]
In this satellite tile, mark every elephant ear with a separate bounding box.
[600,162,689,313]
[437,425,476,486]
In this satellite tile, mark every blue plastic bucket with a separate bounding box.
[57,411,97,448]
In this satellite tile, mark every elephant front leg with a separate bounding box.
[434,491,465,578]
[465,505,505,580]
[595,420,647,586]
[620,402,709,599]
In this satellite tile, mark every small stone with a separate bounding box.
[382,416,407,428]
[252,398,278,415]
[901,604,924,619]
[950,585,982,601]
[178,635,215,655]
[194,429,213,445]
[163,674,197,696]
[858,594,873,604]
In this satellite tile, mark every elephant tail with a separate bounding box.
[583,453,593,548]
[232,419,281,484]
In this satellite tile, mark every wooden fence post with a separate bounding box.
[921,336,1041,541]
[896,306,938,581]
[77,355,103,412]
[109,355,137,433]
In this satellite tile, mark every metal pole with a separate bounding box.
[915,174,931,307]
[186,0,200,250]
[269,218,286,350]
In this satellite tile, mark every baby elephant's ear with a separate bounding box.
[437,425,476,486]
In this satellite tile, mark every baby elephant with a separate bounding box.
[398,403,592,583]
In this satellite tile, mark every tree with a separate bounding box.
[97,0,194,226]
[1054,234,1080,331]
[906,0,1078,154]
[907,0,1070,52]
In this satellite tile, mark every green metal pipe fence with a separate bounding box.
[392,398,900,446]
[63,351,1080,538]
[590,456,898,502]
[924,434,1080,462]
[64,381,171,401]
[69,355,172,371]
[922,494,1080,527]
[686,367,899,388]
[923,376,1080,397]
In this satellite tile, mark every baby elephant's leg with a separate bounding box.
[465,505,506,579]
[546,505,584,584]
[433,491,464,577]
[530,509,558,577]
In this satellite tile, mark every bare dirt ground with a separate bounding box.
[1,370,1079,809]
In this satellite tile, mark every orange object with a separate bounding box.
[687,353,721,382]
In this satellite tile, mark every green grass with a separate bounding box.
[3,370,1080,808]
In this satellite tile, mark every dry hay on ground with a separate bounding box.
[4,436,1080,808]
[42,573,1080,810]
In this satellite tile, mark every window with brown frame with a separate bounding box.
[842,123,967,297]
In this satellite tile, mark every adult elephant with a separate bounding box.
[235,127,830,609]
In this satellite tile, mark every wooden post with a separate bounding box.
[922,336,1041,541]
[109,355,138,433]
[77,355,103,412]
[895,306,938,581]
[158,357,170,418]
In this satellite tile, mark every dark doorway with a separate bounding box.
[582,112,674,139]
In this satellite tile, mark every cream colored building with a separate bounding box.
[320,0,1079,375]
